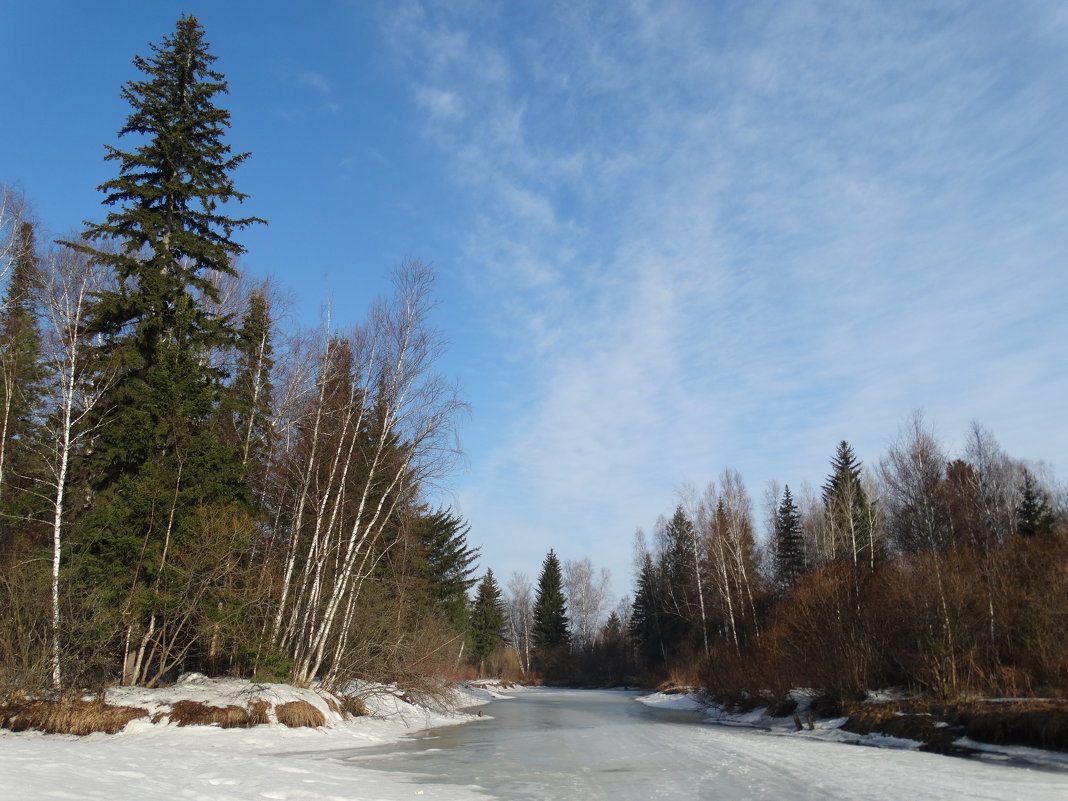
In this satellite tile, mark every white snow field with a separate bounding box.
[2,682,1067,800]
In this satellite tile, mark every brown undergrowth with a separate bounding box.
[843,698,1068,754]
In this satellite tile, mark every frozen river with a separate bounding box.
[336,688,1068,800]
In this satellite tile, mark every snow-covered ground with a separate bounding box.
[0,676,508,801]
[3,681,1067,800]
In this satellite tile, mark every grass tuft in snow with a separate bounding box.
[1,696,148,735]
[275,699,326,728]
[167,700,253,729]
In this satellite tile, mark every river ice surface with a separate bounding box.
[2,684,1067,800]
[331,688,1068,800]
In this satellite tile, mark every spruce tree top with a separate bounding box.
[532,549,570,648]
[79,15,263,329]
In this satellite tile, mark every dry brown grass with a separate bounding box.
[248,699,271,726]
[0,696,148,735]
[275,699,326,728]
[339,694,368,718]
[168,700,252,728]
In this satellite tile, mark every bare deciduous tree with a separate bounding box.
[35,245,115,687]
[266,261,464,686]
[563,558,612,651]
[505,571,533,674]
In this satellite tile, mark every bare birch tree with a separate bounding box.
[35,245,115,687]
[267,261,464,686]
[505,571,533,673]
[563,558,612,650]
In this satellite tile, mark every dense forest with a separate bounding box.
[2,16,1065,709]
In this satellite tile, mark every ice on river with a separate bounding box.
[2,684,1067,800]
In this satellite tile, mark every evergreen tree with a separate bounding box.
[532,549,570,675]
[0,219,46,532]
[822,441,880,568]
[416,508,480,633]
[469,569,505,671]
[226,287,274,499]
[68,15,264,685]
[658,506,697,654]
[773,485,805,590]
[629,551,664,669]
[1017,469,1055,538]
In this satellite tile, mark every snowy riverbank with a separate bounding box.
[0,676,514,800]
[637,688,1068,773]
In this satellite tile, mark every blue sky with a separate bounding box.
[3,1,1067,603]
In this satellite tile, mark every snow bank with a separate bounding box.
[0,677,512,800]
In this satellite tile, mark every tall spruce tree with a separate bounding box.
[773,485,805,590]
[629,551,664,670]
[70,15,264,685]
[469,569,505,672]
[532,549,570,676]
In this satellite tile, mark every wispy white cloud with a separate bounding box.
[294,69,333,95]
[384,0,1068,589]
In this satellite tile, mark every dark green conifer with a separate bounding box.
[532,549,570,676]
[416,509,480,633]
[629,551,664,669]
[0,220,46,533]
[822,441,880,567]
[67,15,264,683]
[1017,469,1055,539]
[226,287,274,498]
[773,485,805,590]
[469,569,505,671]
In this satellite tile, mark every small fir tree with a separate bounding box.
[773,485,805,590]
[531,551,572,657]
[469,569,506,672]
[1017,469,1055,538]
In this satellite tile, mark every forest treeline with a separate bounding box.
[500,425,1067,703]
[0,16,487,693]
